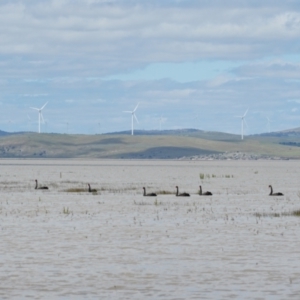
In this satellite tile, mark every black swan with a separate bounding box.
[143,187,157,197]
[35,179,48,190]
[269,185,283,196]
[88,184,97,193]
[199,185,212,196]
[176,186,190,197]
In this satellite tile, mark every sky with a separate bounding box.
[0,0,300,135]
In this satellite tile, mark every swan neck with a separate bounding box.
[269,186,273,195]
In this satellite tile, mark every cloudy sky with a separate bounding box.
[0,0,300,135]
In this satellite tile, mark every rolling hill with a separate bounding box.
[0,128,299,159]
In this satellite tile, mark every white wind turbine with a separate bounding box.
[123,103,139,135]
[66,121,69,134]
[159,115,164,131]
[27,114,32,132]
[193,114,199,129]
[236,108,248,140]
[30,102,48,133]
[266,117,272,133]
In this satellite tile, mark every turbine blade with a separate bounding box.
[134,113,139,123]
[243,108,249,117]
[133,102,139,112]
[123,111,132,113]
[30,107,39,111]
[244,118,248,128]
[41,102,48,110]
[40,113,45,123]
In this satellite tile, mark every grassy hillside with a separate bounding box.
[0,131,299,159]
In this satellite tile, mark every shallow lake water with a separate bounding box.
[0,159,300,299]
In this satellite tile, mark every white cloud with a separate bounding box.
[21,93,49,97]
[206,75,232,87]
[287,99,300,104]
[1,1,300,78]
[91,99,106,103]
[1,1,300,134]
[233,61,300,79]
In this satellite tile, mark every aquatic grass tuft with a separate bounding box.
[291,209,300,217]
[200,173,233,179]
[65,188,87,193]
[255,209,300,218]
[63,207,70,214]
[156,190,173,195]
[133,200,152,206]
[154,199,163,206]
[254,212,281,218]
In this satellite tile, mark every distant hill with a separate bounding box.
[281,127,300,133]
[0,130,299,159]
[0,130,28,137]
[0,130,9,136]
[109,127,300,139]
[107,129,244,142]
[253,127,300,137]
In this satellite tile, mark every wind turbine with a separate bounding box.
[193,114,199,129]
[236,108,248,140]
[66,121,69,134]
[266,117,272,133]
[159,115,164,131]
[30,102,48,133]
[123,103,139,135]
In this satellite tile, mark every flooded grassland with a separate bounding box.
[0,159,300,299]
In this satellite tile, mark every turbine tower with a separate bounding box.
[159,115,164,131]
[123,103,139,135]
[30,102,48,133]
[236,108,248,140]
[193,114,199,129]
[266,117,272,133]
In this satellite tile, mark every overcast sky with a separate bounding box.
[0,0,300,135]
